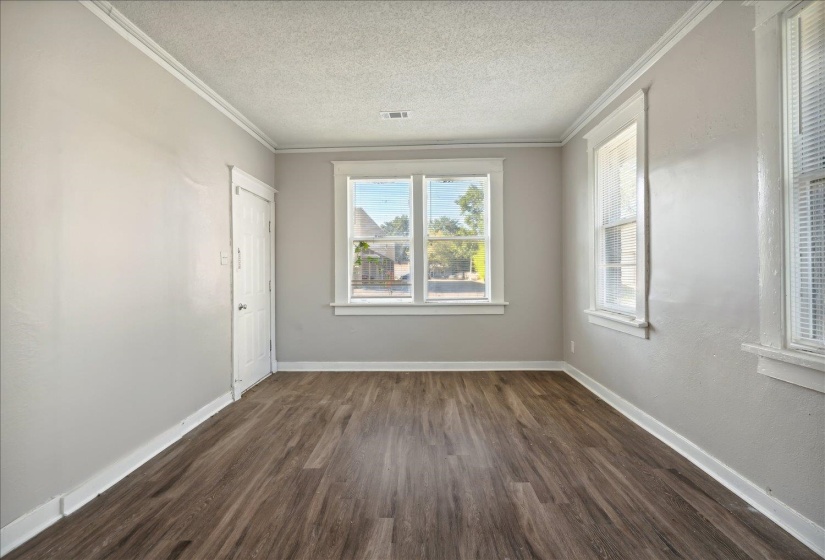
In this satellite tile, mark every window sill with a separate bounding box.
[331,302,508,316]
[584,309,648,339]
[741,343,824,394]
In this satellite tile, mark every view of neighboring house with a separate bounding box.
[352,207,410,298]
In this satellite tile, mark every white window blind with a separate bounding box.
[425,177,489,301]
[350,178,412,301]
[787,1,825,351]
[595,123,638,315]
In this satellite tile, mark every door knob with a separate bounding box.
[238,303,247,310]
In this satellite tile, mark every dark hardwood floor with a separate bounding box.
[7,371,817,559]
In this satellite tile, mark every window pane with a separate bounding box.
[427,177,487,237]
[351,240,411,300]
[787,2,825,350]
[596,123,638,316]
[790,178,824,347]
[352,179,411,238]
[427,240,486,300]
[598,265,637,313]
[597,124,637,226]
[602,223,636,266]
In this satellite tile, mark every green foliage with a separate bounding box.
[427,183,485,278]
[353,241,378,267]
[380,215,409,236]
[428,239,478,278]
[455,184,484,235]
[472,246,486,280]
[428,216,462,236]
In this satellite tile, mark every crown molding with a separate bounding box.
[274,141,561,154]
[560,0,724,145]
[78,0,725,155]
[78,0,278,153]
[272,1,723,151]
[283,0,721,154]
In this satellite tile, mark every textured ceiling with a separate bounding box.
[111,1,694,149]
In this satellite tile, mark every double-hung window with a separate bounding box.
[350,178,413,302]
[332,159,506,315]
[785,1,824,354]
[425,177,490,301]
[584,90,649,338]
[745,0,824,391]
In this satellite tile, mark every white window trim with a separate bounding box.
[583,90,649,338]
[744,1,825,393]
[332,158,507,316]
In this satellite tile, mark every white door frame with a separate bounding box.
[230,166,277,401]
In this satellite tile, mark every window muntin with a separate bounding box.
[595,123,638,316]
[424,176,490,301]
[333,159,505,315]
[349,178,413,302]
[786,1,824,352]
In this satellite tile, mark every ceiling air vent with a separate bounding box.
[380,110,411,120]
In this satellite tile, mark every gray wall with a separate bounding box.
[2,0,821,540]
[562,1,824,525]
[274,148,563,363]
[0,1,274,526]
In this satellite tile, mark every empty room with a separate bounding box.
[1,0,824,558]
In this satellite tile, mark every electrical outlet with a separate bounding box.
[570,341,575,354]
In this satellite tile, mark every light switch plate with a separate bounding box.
[220,251,229,265]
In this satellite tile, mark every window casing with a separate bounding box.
[332,159,506,315]
[584,90,648,338]
[744,0,824,392]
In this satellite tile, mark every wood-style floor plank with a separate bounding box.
[6,371,818,560]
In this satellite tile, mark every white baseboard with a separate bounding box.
[61,391,233,515]
[0,497,62,557]
[183,392,234,431]
[563,362,825,558]
[0,391,233,557]
[277,361,565,372]
[5,366,822,557]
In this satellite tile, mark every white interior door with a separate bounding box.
[234,187,272,395]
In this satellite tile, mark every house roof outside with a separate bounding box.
[353,207,399,262]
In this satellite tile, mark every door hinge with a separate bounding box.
[269,280,272,292]
[268,221,271,232]
[270,340,272,351]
